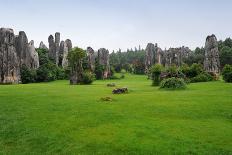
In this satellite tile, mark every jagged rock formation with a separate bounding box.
[48,33,72,67]
[98,48,110,79]
[59,39,72,68]
[39,41,48,50]
[145,43,165,73]
[27,40,39,69]
[204,34,220,74]
[87,47,95,71]
[0,28,40,84]
[145,43,156,73]
[145,43,192,73]
[0,28,20,84]
[48,34,57,64]
[15,31,39,69]
[55,33,60,65]
[165,46,191,67]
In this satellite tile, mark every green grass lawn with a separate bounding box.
[0,74,232,154]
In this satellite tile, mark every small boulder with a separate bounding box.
[112,87,128,94]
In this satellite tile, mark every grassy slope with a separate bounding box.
[0,74,231,154]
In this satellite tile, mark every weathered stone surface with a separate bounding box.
[48,34,56,62]
[87,47,95,71]
[145,43,156,73]
[15,31,28,66]
[0,28,20,84]
[27,40,39,69]
[48,33,71,67]
[55,32,60,65]
[39,41,48,50]
[65,39,72,51]
[204,34,220,74]
[61,39,72,68]
[59,41,68,67]
[165,46,191,67]
[98,48,110,79]
[15,31,39,69]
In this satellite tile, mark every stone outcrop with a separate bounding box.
[48,33,72,67]
[48,34,57,63]
[98,48,110,79]
[87,47,95,71]
[145,43,156,73]
[39,41,48,50]
[0,28,20,84]
[204,34,220,74]
[27,40,39,69]
[0,28,40,84]
[145,42,192,73]
[165,46,191,67]
[15,31,39,69]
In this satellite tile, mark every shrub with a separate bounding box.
[222,65,232,83]
[150,64,163,86]
[82,71,95,84]
[20,65,37,84]
[187,63,203,78]
[191,72,213,83]
[56,67,66,80]
[36,62,58,82]
[160,78,186,90]
[95,63,104,80]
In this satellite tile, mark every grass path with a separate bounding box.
[0,74,232,154]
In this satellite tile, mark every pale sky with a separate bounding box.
[1,0,232,52]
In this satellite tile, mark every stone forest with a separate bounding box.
[0,28,228,85]
[0,27,232,155]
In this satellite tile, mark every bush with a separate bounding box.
[150,64,163,86]
[191,72,213,83]
[20,65,37,84]
[222,65,232,83]
[187,63,203,78]
[82,71,95,84]
[160,78,186,90]
[95,63,104,80]
[56,67,66,80]
[36,62,58,82]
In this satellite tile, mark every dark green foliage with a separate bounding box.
[160,77,186,90]
[133,60,145,74]
[36,48,49,66]
[222,64,232,83]
[36,62,58,82]
[183,47,204,65]
[95,60,104,80]
[109,49,145,74]
[20,65,37,84]
[56,67,66,80]
[191,72,213,83]
[220,46,232,67]
[186,63,203,78]
[67,47,86,84]
[150,64,163,86]
[82,71,95,84]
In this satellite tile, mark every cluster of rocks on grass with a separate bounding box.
[145,34,220,76]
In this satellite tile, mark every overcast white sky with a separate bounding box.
[1,0,232,52]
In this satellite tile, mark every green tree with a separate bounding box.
[150,64,163,86]
[67,47,86,84]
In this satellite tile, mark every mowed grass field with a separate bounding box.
[0,74,232,155]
